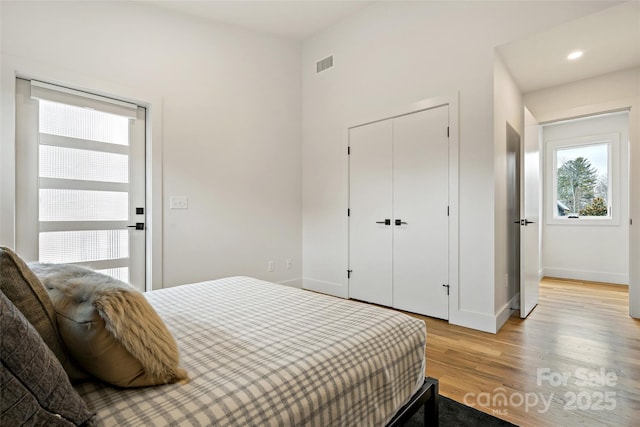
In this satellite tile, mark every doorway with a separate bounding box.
[540,111,630,286]
[507,120,541,319]
[14,78,147,291]
[506,122,521,308]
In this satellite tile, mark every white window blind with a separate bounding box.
[30,80,138,119]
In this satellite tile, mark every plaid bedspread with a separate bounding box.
[75,276,426,426]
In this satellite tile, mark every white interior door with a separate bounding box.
[393,106,449,319]
[15,79,146,291]
[521,107,540,318]
[348,119,393,306]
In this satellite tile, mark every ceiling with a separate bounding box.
[143,0,639,93]
[144,0,374,40]
[497,1,640,93]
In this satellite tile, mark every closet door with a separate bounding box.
[348,119,393,306]
[393,106,449,319]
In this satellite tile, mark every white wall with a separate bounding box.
[301,1,615,332]
[493,53,524,325]
[524,67,639,316]
[541,112,629,284]
[0,1,302,288]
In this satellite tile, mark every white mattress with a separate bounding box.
[75,276,426,426]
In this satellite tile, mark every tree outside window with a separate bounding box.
[555,143,609,218]
[545,120,623,226]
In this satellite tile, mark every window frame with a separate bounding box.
[545,132,620,226]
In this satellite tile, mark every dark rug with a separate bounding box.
[406,395,518,426]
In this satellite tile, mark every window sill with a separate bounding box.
[547,217,620,226]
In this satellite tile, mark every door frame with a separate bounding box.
[0,54,164,291]
[530,100,635,317]
[346,92,459,321]
[506,122,522,312]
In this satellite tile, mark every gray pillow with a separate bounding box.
[0,246,85,381]
[0,290,95,426]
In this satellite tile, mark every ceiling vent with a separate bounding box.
[316,56,334,73]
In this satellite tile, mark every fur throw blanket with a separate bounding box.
[29,262,188,387]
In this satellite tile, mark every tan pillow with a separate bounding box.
[0,246,86,381]
[30,263,189,388]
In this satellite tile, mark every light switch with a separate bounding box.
[170,196,188,209]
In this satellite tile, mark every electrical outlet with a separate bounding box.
[170,196,188,209]
[268,261,275,272]
[286,258,292,269]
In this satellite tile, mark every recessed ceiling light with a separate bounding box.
[567,50,584,60]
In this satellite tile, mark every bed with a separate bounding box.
[73,276,439,426]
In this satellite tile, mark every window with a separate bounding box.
[545,132,619,225]
[37,101,133,282]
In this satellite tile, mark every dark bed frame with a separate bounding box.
[387,377,439,426]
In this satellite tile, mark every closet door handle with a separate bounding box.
[395,219,407,226]
[376,219,391,225]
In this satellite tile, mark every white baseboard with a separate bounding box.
[449,308,499,334]
[449,292,520,334]
[510,292,521,311]
[277,277,303,289]
[543,267,628,285]
[495,292,520,330]
[302,277,348,298]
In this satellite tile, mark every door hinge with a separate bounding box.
[347,269,353,279]
[447,126,449,138]
[347,208,350,217]
[442,284,450,295]
[447,206,449,216]
[348,146,351,155]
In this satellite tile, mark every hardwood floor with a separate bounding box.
[407,277,640,427]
